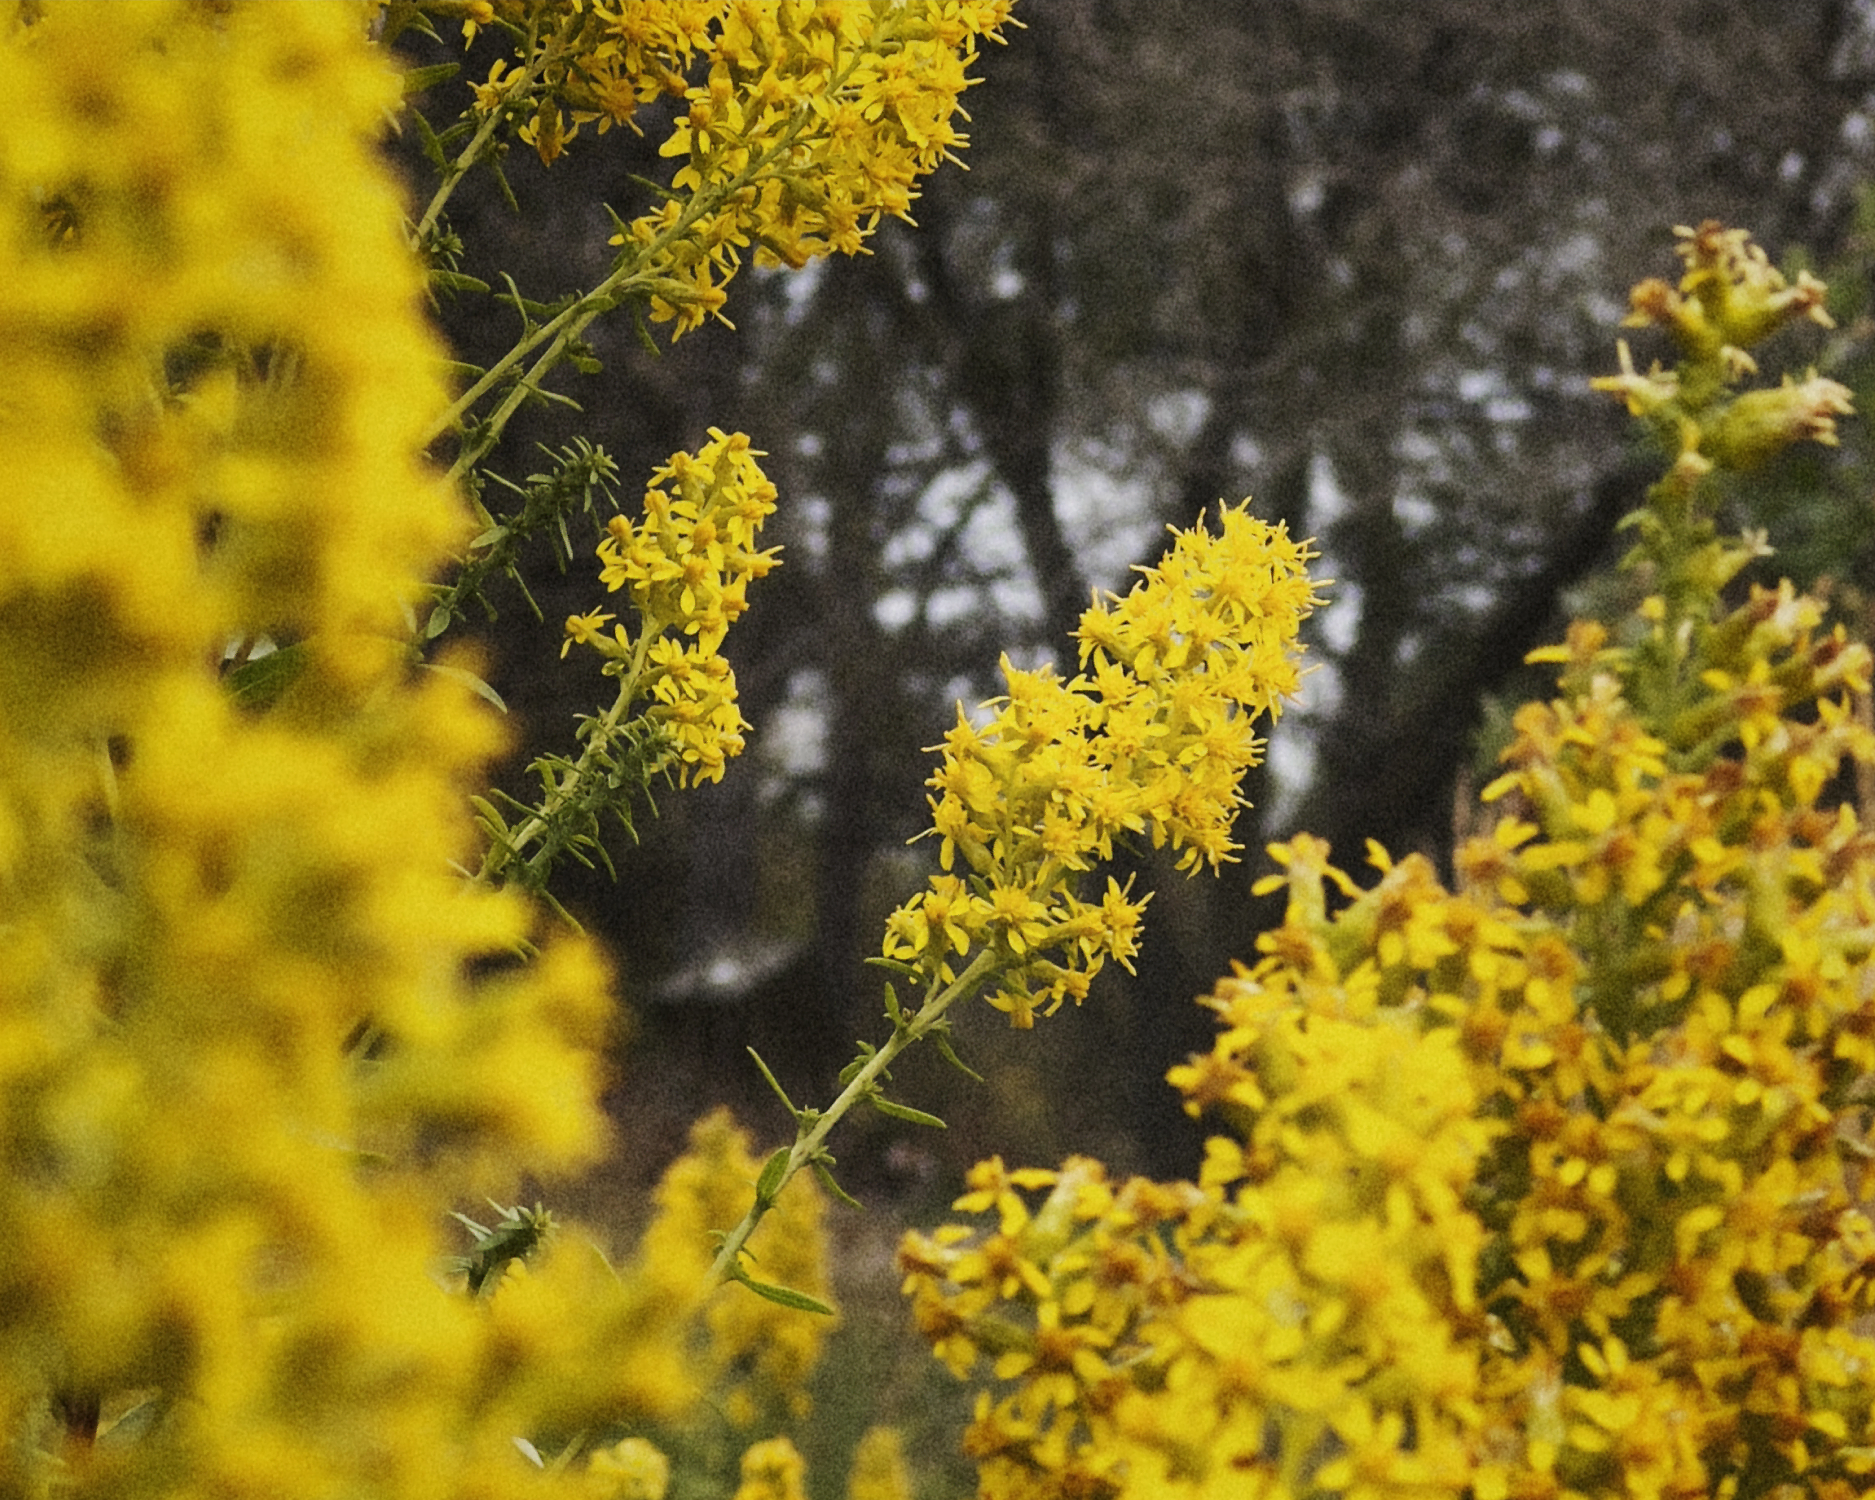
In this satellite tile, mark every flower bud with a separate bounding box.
[1704,370,1855,468]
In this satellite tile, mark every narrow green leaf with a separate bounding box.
[836,1040,878,1088]
[630,302,661,357]
[871,1095,947,1129]
[882,981,903,1024]
[402,62,461,97]
[624,173,682,203]
[488,154,520,214]
[409,107,446,171]
[932,1027,985,1084]
[746,1047,800,1118]
[812,1158,863,1210]
[733,1272,835,1317]
[467,795,511,835]
[424,604,453,640]
[225,642,308,711]
[863,956,921,978]
[429,269,491,296]
[754,1145,791,1206]
[418,661,507,713]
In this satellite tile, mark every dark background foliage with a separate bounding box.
[395,1,1875,1210]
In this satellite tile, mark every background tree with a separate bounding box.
[399,0,1875,1187]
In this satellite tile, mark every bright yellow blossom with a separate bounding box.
[882,503,1322,1026]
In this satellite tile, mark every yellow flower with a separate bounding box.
[881,502,1319,1025]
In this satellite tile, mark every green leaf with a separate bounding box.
[836,1040,878,1088]
[932,1026,985,1084]
[754,1145,791,1206]
[863,955,921,978]
[812,1158,863,1210]
[418,661,507,713]
[429,269,491,296]
[424,604,453,640]
[870,1095,947,1129]
[624,174,682,203]
[488,153,520,214]
[746,1047,800,1118]
[402,62,461,97]
[883,981,903,1024]
[733,1272,836,1317]
[225,642,308,711]
[409,107,447,171]
[98,1398,161,1447]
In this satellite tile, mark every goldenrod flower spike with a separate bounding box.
[882,501,1321,1027]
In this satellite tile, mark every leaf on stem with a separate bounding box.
[418,661,507,713]
[401,63,461,98]
[746,1046,801,1119]
[812,1158,863,1210]
[870,1095,947,1129]
[754,1145,791,1207]
[729,1267,836,1317]
[930,1022,984,1083]
[409,106,448,170]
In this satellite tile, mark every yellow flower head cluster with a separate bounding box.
[601,0,1019,334]
[563,428,780,784]
[882,504,1321,1027]
[905,228,1875,1500]
[900,984,1495,1500]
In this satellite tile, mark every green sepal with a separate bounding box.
[870,1095,947,1129]
[754,1145,791,1207]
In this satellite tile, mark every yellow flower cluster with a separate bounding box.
[881,504,1321,1027]
[562,428,781,785]
[900,1001,1493,1500]
[904,229,1875,1500]
[450,0,1017,332]
[603,0,1019,334]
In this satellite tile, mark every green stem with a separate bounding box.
[706,948,1001,1286]
[474,627,654,883]
[409,14,567,251]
